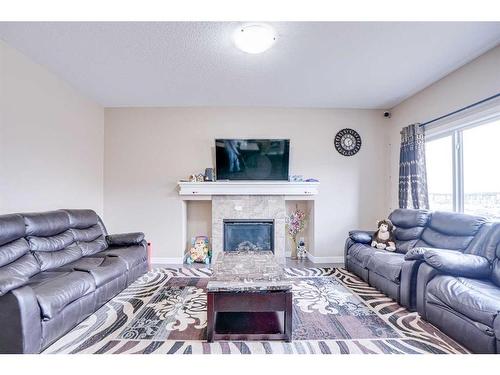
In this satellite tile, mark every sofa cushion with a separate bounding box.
[99,245,147,270]
[485,225,500,287]
[23,211,70,237]
[428,211,487,237]
[77,238,108,257]
[0,214,26,246]
[63,209,99,229]
[389,209,429,254]
[347,243,377,267]
[389,209,430,228]
[64,210,108,257]
[0,238,30,268]
[394,226,425,241]
[27,231,75,252]
[0,253,41,296]
[31,271,95,320]
[71,225,103,242]
[365,252,405,283]
[33,245,82,271]
[420,227,474,251]
[427,275,500,327]
[73,257,128,288]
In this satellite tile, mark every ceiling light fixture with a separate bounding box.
[233,24,277,54]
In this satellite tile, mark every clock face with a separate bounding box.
[334,128,362,156]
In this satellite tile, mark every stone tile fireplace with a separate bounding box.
[212,195,285,261]
[223,219,274,252]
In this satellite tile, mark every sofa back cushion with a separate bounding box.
[63,209,108,256]
[0,214,29,267]
[416,211,487,252]
[23,211,82,271]
[0,214,41,296]
[485,224,500,287]
[389,209,430,253]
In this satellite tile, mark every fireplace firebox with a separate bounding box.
[223,219,274,252]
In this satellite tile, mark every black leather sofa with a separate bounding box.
[346,208,500,353]
[345,209,492,311]
[0,209,148,353]
[416,223,500,353]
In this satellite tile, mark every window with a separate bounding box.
[426,135,453,212]
[425,117,500,220]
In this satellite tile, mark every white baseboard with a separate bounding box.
[151,257,184,265]
[306,253,344,264]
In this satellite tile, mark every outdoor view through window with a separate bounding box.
[426,119,500,220]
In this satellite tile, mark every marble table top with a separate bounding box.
[207,251,292,292]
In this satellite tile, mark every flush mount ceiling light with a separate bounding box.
[233,24,277,54]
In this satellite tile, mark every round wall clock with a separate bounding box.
[334,128,362,156]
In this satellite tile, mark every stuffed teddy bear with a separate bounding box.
[371,219,396,252]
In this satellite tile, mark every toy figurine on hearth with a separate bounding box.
[296,238,308,259]
[186,236,211,264]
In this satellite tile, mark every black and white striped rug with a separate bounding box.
[43,267,468,354]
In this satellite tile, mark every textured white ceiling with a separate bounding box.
[0,22,499,108]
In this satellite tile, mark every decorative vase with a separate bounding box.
[290,237,298,259]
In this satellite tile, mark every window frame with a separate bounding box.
[425,106,500,215]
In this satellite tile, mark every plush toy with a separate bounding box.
[186,236,211,264]
[371,219,396,251]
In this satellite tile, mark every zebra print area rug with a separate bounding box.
[43,267,468,354]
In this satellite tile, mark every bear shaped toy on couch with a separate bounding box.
[371,219,396,251]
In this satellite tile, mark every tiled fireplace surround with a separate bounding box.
[212,195,286,261]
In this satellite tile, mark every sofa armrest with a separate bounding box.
[348,230,374,244]
[424,249,491,278]
[404,247,430,261]
[0,286,42,353]
[400,260,422,311]
[106,232,145,247]
[416,263,442,319]
[0,275,29,297]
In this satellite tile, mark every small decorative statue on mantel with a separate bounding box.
[286,206,307,259]
[371,219,396,251]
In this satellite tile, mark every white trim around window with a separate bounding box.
[425,102,500,217]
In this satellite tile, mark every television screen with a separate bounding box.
[215,139,290,181]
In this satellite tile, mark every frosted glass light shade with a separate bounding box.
[233,25,276,54]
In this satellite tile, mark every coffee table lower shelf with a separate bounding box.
[206,290,292,342]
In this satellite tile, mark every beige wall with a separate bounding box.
[104,107,389,261]
[0,40,104,215]
[387,45,500,210]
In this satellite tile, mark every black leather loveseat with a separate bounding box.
[416,223,500,353]
[0,209,148,353]
[345,209,492,311]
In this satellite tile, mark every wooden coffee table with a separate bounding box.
[206,251,292,342]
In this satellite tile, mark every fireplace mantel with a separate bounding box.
[177,181,319,199]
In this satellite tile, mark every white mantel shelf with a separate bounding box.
[177,181,319,200]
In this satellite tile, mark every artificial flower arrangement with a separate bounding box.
[285,207,307,259]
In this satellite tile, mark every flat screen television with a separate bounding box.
[215,139,290,181]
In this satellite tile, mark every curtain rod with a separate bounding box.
[419,92,500,128]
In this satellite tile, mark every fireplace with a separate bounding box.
[223,219,274,252]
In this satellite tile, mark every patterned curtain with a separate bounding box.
[399,124,429,209]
